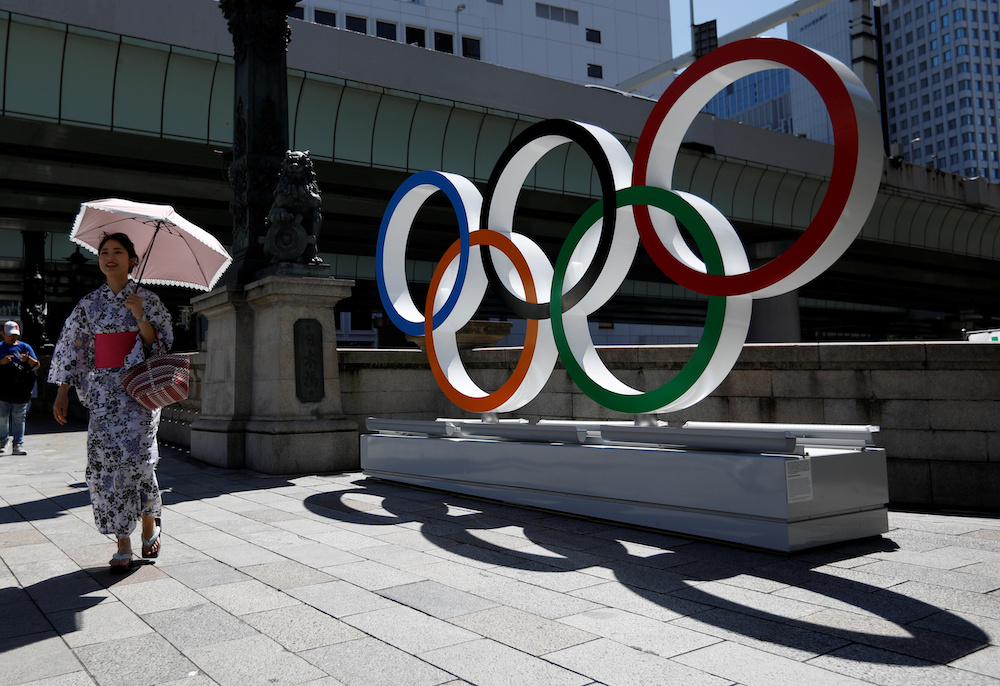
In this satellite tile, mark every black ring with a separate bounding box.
[481,119,620,320]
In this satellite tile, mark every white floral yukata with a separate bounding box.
[49,281,173,538]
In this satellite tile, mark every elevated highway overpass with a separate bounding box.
[2,0,999,342]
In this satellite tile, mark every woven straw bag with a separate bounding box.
[121,353,190,411]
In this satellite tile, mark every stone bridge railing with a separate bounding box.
[162,342,1000,512]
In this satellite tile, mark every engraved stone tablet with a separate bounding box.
[294,318,324,402]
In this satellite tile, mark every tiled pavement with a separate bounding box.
[2,418,1000,686]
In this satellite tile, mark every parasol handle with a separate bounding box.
[135,220,163,286]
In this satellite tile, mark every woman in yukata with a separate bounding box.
[50,232,173,572]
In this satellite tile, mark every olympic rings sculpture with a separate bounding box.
[376,38,883,415]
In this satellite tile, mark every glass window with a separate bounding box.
[289,5,305,19]
[536,3,578,24]
[376,21,396,40]
[587,63,603,79]
[406,26,426,47]
[346,15,367,33]
[586,28,601,43]
[434,31,454,53]
[314,9,336,26]
[462,36,481,60]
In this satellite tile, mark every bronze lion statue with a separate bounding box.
[264,150,323,264]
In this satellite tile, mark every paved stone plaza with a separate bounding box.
[2,418,999,686]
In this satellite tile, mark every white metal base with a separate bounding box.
[361,420,889,552]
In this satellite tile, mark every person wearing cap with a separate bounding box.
[0,320,39,456]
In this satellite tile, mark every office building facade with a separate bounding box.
[287,0,675,98]
[701,69,794,134]
[790,0,1000,181]
[878,0,1000,179]
[787,0,853,143]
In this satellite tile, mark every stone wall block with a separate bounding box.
[522,392,574,420]
[818,341,927,367]
[735,343,821,369]
[676,396,731,423]
[924,342,1000,369]
[878,428,927,460]
[771,369,870,399]
[571,393,621,421]
[714,370,773,397]
[353,368,436,393]
[872,369,1000,400]
[989,431,1000,461]
[822,398,883,426]
[540,370,578,395]
[366,390,449,414]
[929,461,1000,510]
[886,458,932,505]
[770,397,825,424]
[880,400,932,429]
[725,396,776,423]
[884,428,989,462]
[928,400,1000,432]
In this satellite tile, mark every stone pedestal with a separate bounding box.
[190,275,358,474]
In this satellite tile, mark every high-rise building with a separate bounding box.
[878,0,1000,180]
[787,0,853,144]
[287,0,675,98]
[790,0,1000,182]
[702,69,794,134]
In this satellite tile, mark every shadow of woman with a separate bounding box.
[0,561,152,654]
[304,480,991,667]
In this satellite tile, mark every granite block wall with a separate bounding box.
[166,342,1000,510]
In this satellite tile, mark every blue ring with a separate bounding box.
[377,171,474,336]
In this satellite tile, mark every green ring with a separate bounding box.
[550,185,729,414]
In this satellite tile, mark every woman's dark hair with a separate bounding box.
[98,232,138,261]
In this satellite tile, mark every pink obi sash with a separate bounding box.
[94,332,137,369]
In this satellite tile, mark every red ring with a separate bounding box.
[425,232,540,413]
[633,38,861,297]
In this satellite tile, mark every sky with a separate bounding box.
[669,0,793,55]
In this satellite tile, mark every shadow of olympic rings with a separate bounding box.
[304,480,990,666]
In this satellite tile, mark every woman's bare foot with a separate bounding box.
[141,515,161,558]
[110,538,133,571]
